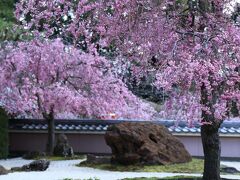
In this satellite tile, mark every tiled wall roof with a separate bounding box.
[8,119,240,135]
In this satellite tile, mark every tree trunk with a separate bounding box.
[201,123,221,180]
[46,117,55,155]
[200,83,222,180]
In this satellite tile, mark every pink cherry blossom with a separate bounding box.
[0,39,154,120]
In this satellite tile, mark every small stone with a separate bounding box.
[53,134,74,157]
[0,165,8,175]
[220,166,240,174]
[85,154,111,164]
[11,160,50,172]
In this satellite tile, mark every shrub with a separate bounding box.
[0,108,8,159]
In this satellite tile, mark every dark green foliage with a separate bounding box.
[0,0,15,40]
[0,108,8,159]
[0,0,25,41]
[231,3,239,25]
[0,0,15,21]
[0,0,15,28]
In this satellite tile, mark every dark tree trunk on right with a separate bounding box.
[201,84,222,180]
[201,122,221,180]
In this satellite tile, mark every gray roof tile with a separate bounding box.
[220,128,228,133]
[189,128,197,133]
[8,119,240,135]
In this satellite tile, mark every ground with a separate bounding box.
[78,158,205,173]
[1,158,240,180]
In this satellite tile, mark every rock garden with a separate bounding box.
[1,122,240,180]
[0,0,240,180]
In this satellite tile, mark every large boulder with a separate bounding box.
[11,160,50,172]
[0,165,8,175]
[105,122,192,165]
[53,134,74,157]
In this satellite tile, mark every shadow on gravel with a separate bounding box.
[159,178,233,180]
[122,177,237,180]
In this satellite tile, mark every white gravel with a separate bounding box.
[1,158,240,180]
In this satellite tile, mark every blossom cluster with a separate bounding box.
[11,0,240,123]
[0,39,155,119]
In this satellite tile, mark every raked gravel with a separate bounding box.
[0,158,240,180]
